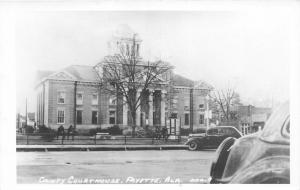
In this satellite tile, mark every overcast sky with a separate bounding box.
[15,11,290,114]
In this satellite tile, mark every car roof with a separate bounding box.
[208,126,237,130]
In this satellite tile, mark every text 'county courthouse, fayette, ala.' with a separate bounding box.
[35,31,213,133]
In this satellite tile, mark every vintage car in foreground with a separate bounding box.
[210,101,290,184]
[185,126,242,151]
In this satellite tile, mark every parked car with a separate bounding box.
[210,101,290,184]
[185,126,242,151]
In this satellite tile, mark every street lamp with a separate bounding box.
[205,94,209,130]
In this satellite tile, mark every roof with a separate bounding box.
[37,65,101,83]
[172,74,194,87]
[252,107,272,115]
[63,65,100,81]
[37,65,212,90]
[172,74,213,90]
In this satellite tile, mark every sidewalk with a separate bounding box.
[16,144,188,152]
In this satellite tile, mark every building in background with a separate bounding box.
[35,30,213,133]
[235,105,272,135]
[16,112,36,133]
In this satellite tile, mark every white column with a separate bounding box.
[123,96,128,126]
[205,94,210,130]
[161,90,166,127]
[148,89,154,126]
[136,89,142,126]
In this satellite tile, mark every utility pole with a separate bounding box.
[25,98,28,127]
[189,88,193,133]
[74,81,77,129]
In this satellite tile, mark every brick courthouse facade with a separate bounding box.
[35,35,213,133]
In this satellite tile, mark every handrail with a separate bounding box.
[16,133,184,145]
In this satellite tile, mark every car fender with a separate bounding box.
[229,156,290,184]
[185,138,202,145]
[210,137,237,183]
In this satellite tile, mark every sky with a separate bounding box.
[15,11,291,114]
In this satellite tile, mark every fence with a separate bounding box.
[16,133,185,145]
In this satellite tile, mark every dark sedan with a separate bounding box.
[185,126,242,151]
[210,101,290,184]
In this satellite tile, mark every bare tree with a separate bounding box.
[210,87,241,122]
[95,34,172,136]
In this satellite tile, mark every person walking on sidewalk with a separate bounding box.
[155,126,161,140]
[162,127,168,142]
[57,125,65,140]
[67,125,75,141]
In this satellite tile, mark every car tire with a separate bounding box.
[188,141,198,151]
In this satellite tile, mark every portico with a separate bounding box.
[122,88,167,127]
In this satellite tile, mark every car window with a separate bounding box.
[225,128,235,135]
[281,117,290,138]
[217,128,225,135]
[207,129,218,135]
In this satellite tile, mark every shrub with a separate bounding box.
[88,126,123,136]
[123,130,132,136]
[88,127,101,136]
[135,125,156,138]
[24,125,34,134]
[106,125,123,135]
[38,125,56,141]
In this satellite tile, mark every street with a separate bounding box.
[17,150,215,184]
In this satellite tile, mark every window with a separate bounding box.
[184,98,189,110]
[92,111,98,124]
[57,109,65,124]
[171,113,178,118]
[207,128,218,135]
[76,93,83,105]
[109,97,117,105]
[199,114,204,124]
[57,92,66,104]
[199,104,204,109]
[92,93,98,105]
[109,111,116,124]
[76,110,82,124]
[184,113,189,125]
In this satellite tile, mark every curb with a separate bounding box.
[16,145,188,152]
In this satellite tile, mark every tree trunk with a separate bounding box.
[131,110,136,137]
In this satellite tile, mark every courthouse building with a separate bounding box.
[35,32,213,133]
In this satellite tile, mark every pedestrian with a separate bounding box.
[57,125,65,140]
[67,125,75,141]
[155,126,161,140]
[162,127,168,142]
